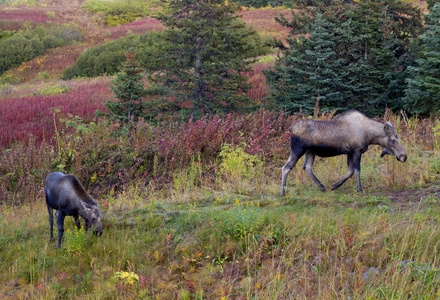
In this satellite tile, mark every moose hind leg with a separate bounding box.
[331,154,355,191]
[281,151,301,196]
[354,153,363,192]
[302,152,326,192]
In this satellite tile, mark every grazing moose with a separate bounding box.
[45,172,102,248]
[280,110,407,196]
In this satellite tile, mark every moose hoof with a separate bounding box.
[330,184,339,191]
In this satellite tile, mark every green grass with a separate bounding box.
[3,180,440,298]
[2,119,440,298]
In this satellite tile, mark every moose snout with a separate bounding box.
[397,153,407,163]
[93,225,103,236]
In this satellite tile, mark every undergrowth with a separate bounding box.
[1,110,440,298]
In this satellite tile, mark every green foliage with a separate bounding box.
[84,0,157,26]
[427,0,440,10]
[173,155,203,195]
[267,0,423,116]
[0,29,14,40]
[404,4,440,116]
[62,31,165,80]
[217,144,263,193]
[213,200,264,240]
[154,0,270,116]
[63,227,87,254]
[97,51,149,123]
[0,23,83,75]
[34,84,70,96]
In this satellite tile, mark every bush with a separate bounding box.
[213,199,264,240]
[0,30,14,40]
[62,31,165,79]
[84,0,157,26]
[0,23,83,75]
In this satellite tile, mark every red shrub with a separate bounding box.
[0,79,112,148]
[0,11,50,23]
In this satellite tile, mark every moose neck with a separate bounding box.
[77,200,92,223]
[368,119,389,147]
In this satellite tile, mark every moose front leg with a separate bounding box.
[331,152,363,192]
[302,152,326,192]
[46,203,54,242]
[56,212,66,249]
[354,153,363,192]
[331,153,355,191]
[74,215,81,229]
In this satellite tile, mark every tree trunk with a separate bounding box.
[194,36,204,99]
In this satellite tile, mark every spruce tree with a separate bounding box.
[265,12,353,113]
[154,0,266,116]
[96,51,148,123]
[404,4,440,116]
[267,0,423,116]
[427,0,440,11]
[343,0,400,113]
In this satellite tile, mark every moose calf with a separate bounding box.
[45,172,102,248]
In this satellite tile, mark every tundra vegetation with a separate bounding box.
[2,0,440,299]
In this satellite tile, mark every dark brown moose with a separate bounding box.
[45,172,102,248]
[280,110,407,196]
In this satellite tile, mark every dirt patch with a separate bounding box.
[386,184,440,208]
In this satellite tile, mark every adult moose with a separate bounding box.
[45,172,102,248]
[280,110,407,196]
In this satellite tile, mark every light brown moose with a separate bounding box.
[280,110,407,196]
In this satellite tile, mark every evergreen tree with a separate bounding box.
[265,12,354,113]
[427,0,440,11]
[404,4,440,116]
[276,0,422,52]
[96,51,148,123]
[267,0,423,116]
[343,0,400,113]
[154,0,267,116]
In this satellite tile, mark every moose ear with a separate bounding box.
[384,121,394,136]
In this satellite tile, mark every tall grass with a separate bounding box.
[1,108,439,299]
[3,184,440,298]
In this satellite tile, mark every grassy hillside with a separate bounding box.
[2,0,440,299]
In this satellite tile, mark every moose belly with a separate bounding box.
[309,144,349,157]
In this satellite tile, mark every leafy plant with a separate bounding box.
[84,0,157,26]
[63,227,87,254]
[213,200,264,240]
[115,270,139,285]
[217,143,264,193]
[62,31,165,79]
